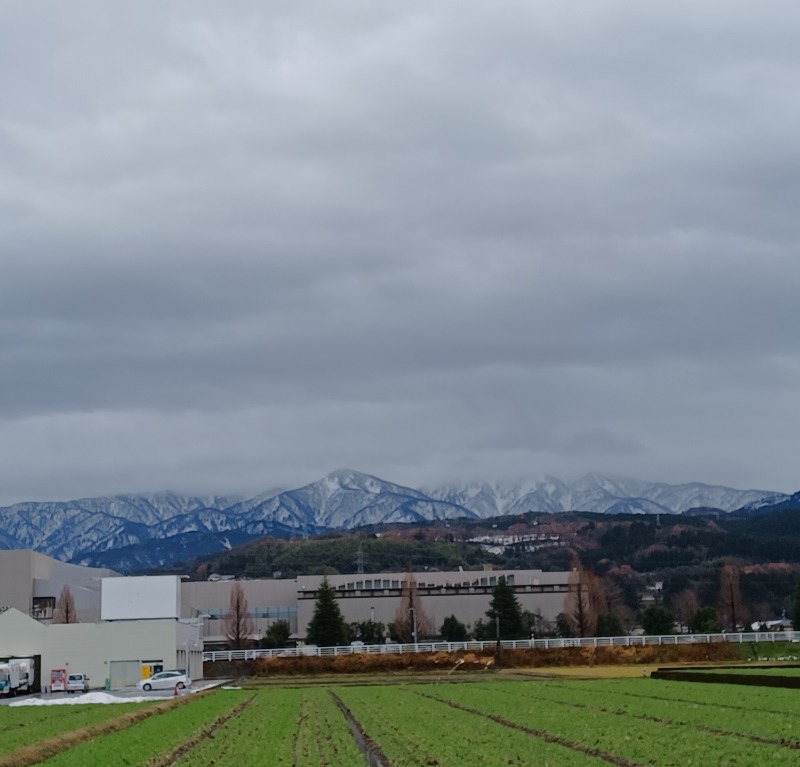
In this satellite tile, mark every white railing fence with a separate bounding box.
[203,630,800,662]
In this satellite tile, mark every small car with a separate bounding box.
[66,673,90,693]
[136,669,191,692]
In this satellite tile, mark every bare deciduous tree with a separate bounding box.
[564,554,600,637]
[718,562,745,631]
[393,572,433,642]
[671,589,699,633]
[224,582,254,649]
[52,585,77,624]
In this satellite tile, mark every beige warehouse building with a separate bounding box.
[1,550,573,665]
[183,568,574,647]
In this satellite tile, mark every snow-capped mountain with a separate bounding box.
[426,474,781,517]
[230,470,477,532]
[0,470,786,570]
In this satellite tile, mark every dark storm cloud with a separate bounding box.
[2,1,800,503]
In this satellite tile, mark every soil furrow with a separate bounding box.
[146,694,255,767]
[329,692,392,767]
[520,691,800,750]
[418,692,645,767]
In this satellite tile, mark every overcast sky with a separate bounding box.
[2,1,800,505]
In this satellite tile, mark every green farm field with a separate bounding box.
[698,665,800,676]
[2,676,799,766]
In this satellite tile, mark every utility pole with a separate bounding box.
[494,613,502,667]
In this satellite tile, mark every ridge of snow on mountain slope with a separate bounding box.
[0,470,786,568]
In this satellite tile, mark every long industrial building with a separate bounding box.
[182,568,574,648]
[1,550,574,672]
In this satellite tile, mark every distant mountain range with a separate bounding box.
[0,470,792,571]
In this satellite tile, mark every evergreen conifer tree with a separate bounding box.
[305,577,349,646]
[440,614,469,642]
[486,576,525,639]
[792,575,800,630]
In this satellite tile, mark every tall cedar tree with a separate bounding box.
[486,576,525,639]
[52,585,77,624]
[224,581,255,649]
[306,577,349,646]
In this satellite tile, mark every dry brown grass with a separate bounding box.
[231,642,741,679]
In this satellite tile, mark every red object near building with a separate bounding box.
[50,669,67,693]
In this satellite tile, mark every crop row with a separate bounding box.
[39,690,249,767]
[0,701,152,757]
[548,676,799,712]
[170,688,367,767]
[497,679,800,743]
[423,682,800,766]
[336,685,612,767]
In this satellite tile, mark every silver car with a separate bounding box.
[136,669,191,692]
[66,673,89,693]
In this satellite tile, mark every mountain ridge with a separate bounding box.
[0,470,788,570]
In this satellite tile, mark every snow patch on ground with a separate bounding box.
[10,693,152,706]
[8,683,219,707]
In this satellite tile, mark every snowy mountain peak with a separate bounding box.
[0,472,789,571]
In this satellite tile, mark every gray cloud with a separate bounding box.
[2,1,800,504]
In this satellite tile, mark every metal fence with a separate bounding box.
[203,630,800,662]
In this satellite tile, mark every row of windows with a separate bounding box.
[337,575,518,591]
[204,606,297,620]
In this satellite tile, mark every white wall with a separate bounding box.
[0,609,203,690]
[102,576,181,620]
[43,620,202,689]
[0,608,45,655]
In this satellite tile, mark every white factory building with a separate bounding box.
[0,553,204,691]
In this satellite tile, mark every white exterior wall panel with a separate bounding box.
[0,610,203,690]
[101,576,181,620]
